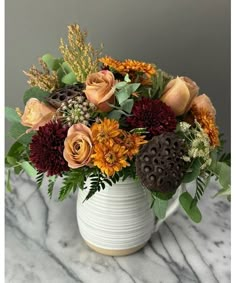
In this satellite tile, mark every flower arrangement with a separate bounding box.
[5,24,230,223]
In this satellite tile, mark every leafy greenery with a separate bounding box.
[58,168,91,201]
[41,54,64,71]
[5,107,21,123]
[193,175,210,203]
[36,172,44,189]
[107,79,140,121]
[179,191,202,223]
[111,160,137,183]
[210,161,231,199]
[182,158,201,183]
[23,87,49,105]
[47,176,57,199]
[6,169,12,192]
[20,161,37,177]
[152,194,168,219]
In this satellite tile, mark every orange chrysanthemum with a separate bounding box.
[100,56,157,78]
[91,118,122,144]
[91,140,129,176]
[115,131,147,159]
[191,108,220,147]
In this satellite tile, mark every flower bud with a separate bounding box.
[160,76,199,116]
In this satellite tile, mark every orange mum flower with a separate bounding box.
[116,131,147,159]
[99,56,157,78]
[191,108,220,147]
[91,140,129,176]
[99,56,121,72]
[91,118,122,144]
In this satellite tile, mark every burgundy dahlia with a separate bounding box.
[29,121,69,176]
[126,97,177,137]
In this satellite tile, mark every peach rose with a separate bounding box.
[160,76,199,116]
[191,94,216,117]
[84,70,116,112]
[63,123,93,168]
[21,98,56,131]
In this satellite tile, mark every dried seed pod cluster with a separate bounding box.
[56,95,96,127]
[46,83,85,108]
[135,132,188,195]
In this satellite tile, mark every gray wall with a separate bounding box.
[6,0,230,151]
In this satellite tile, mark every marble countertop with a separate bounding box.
[5,174,230,283]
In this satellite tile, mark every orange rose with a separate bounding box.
[84,70,116,112]
[21,98,56,131]
[160,76,199,116]
[191,94,216,117]
[63,123,93,168]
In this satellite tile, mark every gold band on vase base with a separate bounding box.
[85,240,146,256]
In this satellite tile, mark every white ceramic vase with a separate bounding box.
[77,178,180,256]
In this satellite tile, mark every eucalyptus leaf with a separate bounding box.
[153,197,168,219]
[179,192,202,223]
[7,141,25,159]
[155,190,175,200]
[182,158,201,183]
[121,99,134,113]
[41,54,63,71]
[9,122,34,145]
[116,90,130,105]
[6,156,16,166]
[20,161,37,177]
[61,62,73,73]
[210,161,231,190]
[23,87,49,105]
[5,107,21,123]
[125,83,140,94]
[115,81,127,89]
[124,74,131,83]
[214,187,231,198]
[107,110,122,121]
[62,72,77,85]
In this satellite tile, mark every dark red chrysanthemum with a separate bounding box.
[126,97,177,137]
[29,121,70,176]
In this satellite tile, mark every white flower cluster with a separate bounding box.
[180,121,212,169]
[179,121,191,132]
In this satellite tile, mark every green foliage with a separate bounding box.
[20,161,37,177]
[8,122,35,145]
[149,69,173,99]
[61,72,77,85]
[36,172,44,189]
[179,191,202,223]
[152,194,168,219]
[47,176,57,199]
[111,160,137,182]
[120,99,134,113]
[210,161,231,198]
[23,87,49,105]
[59,168,89,201]
[194,175,210,202]
[5,141,25,167]
[107,79,140,121]
[6,169,12,192]
[219,153,231,166]
[41,54,63,71]
[84,170,113,201]
[5,107,21,123]
[182,158,201,183]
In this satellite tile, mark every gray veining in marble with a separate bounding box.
[5,174,230,283]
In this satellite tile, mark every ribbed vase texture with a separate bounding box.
[77,178,155,251]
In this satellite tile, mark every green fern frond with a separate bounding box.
[192,175,210,206]
[48,176,57,199]
[36,172,44,189]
